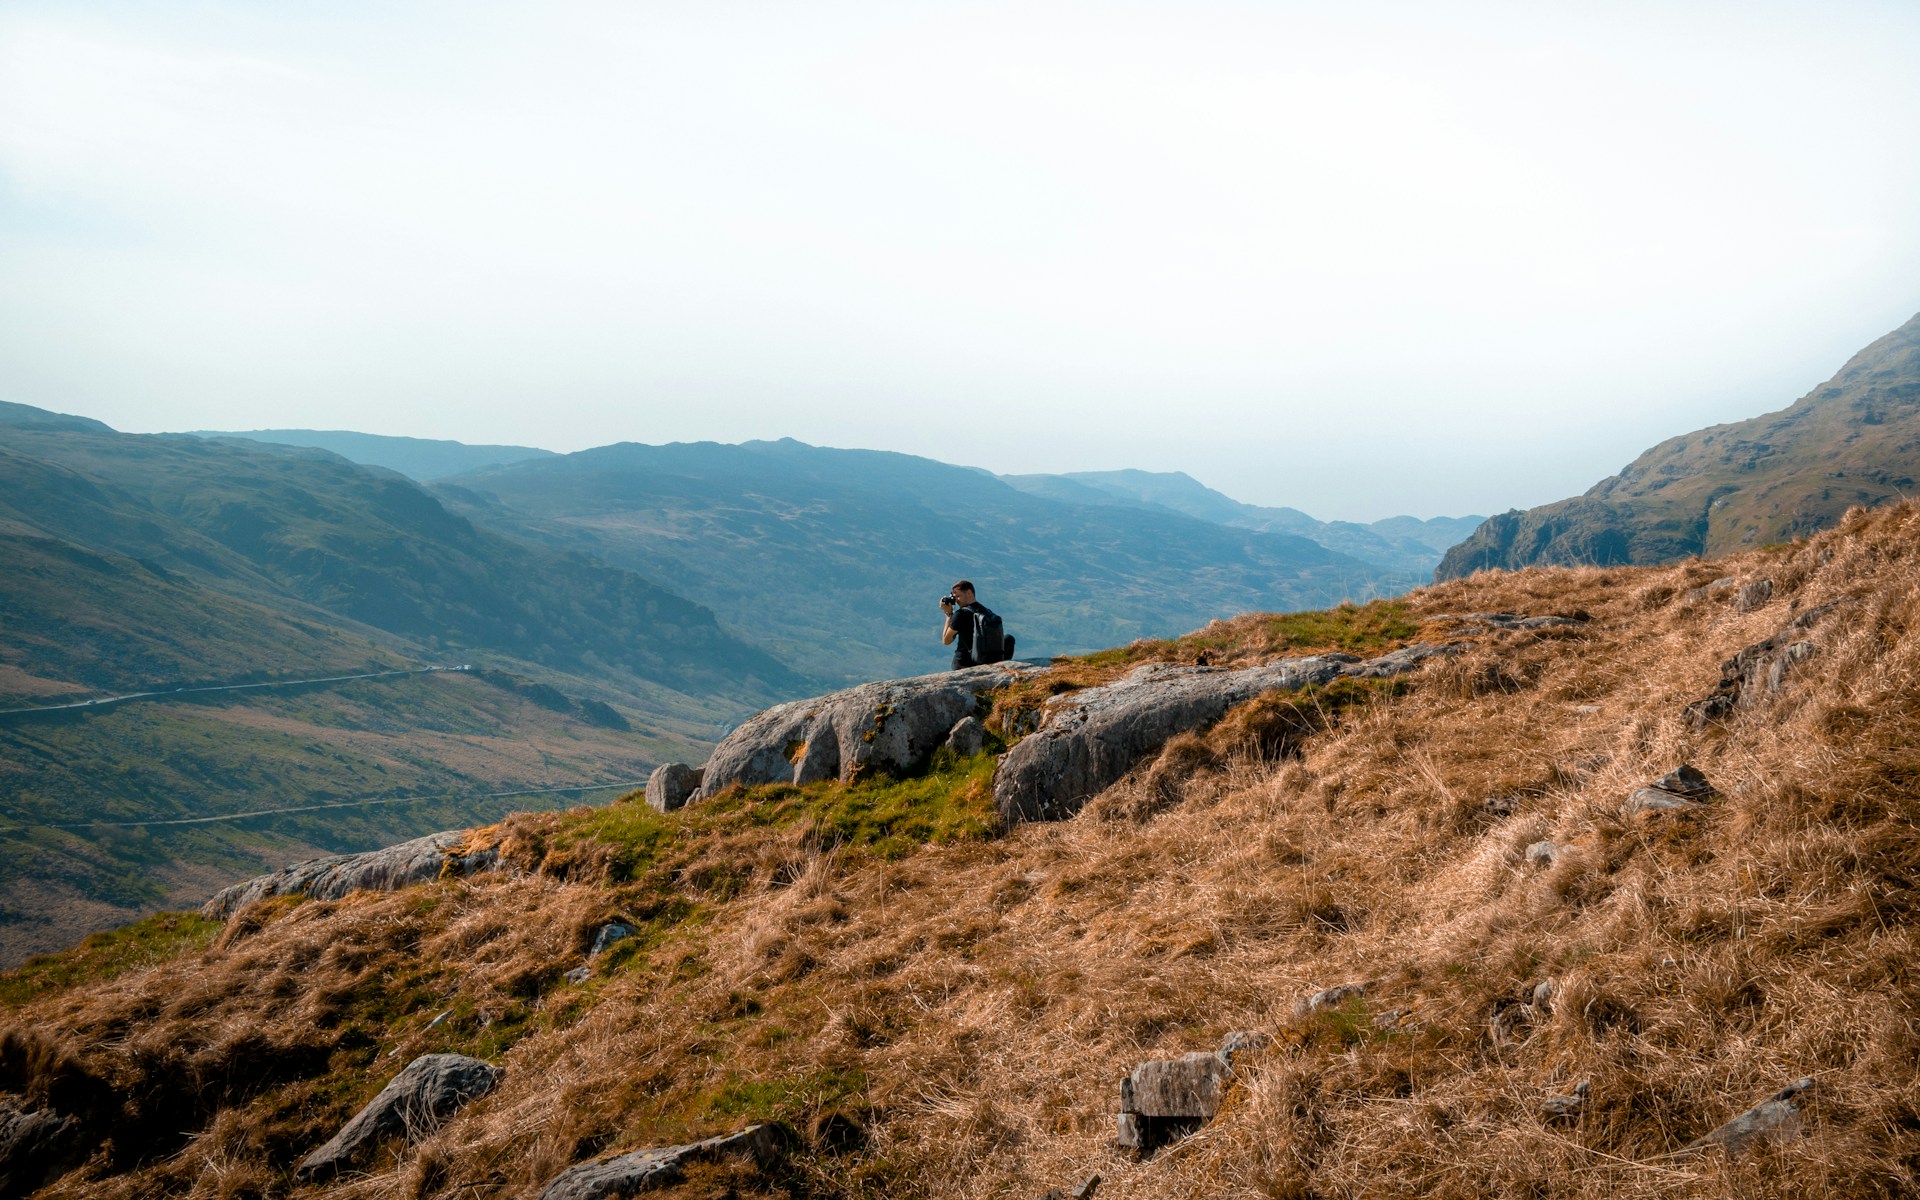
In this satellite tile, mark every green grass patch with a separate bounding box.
[1071,599,1421,668]
[701,1065,868,1126]
[0,910,220,1007]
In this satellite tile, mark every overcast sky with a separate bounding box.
[3,1,1917,521]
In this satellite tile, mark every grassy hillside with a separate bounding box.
[436,438,1413,684]
[1436,311,1920,579]
[9,503,1920,1198]
[190,430,555,481]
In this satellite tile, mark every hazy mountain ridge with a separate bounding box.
[189,429,555,481]
[433,438,1418,684]
[1435,311,1920,579]
[1003,468,1483,574]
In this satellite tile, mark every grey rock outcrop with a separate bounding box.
[1684,602,1844,727]
[695,664,1038,801]
[1115,1031,1265,1153]
[296,1054,502,1181]
[1684,1077,1815,1156]
[0,1103,86,1196]
[567,922,638,983]
[1297,983,1367,1017]
[539,1124,782,1199]
[204,831,501,919]
[646,763,703,813]
[1524,840,1561,867]
[995,646,1448,823]
[1734,579,1774,612]
[1541,1080,1589,1119]
[944,715,987,757]
[1428,612,1587,631]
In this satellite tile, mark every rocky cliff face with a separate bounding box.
[1436,312,1920,579]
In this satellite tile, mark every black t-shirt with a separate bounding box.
[949,603,980,667]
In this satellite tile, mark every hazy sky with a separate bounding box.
[3,2,1917,520]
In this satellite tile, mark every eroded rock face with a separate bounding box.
[994,646,1449,824]
[539,1124,782,1199]
[695,664,1039,800]
[0,1103,85,1196]
[1684,602,1843,728]
[296,1054,502,1181]
[646,763,703,813]
[204,831,501,919]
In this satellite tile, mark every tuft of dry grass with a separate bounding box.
[8,504,1920,1197]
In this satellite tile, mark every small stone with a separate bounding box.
[1734,579,1774,612]
[1372,1008,1411,1030]
[1524,840,1560,867]
[646,763,704,813]
[1296,983,1366,1017]
[588,922,636,959]
[1040,1173,1102,1200]
[1685,577,1737,600]
[1649,765,1716,799]
[1685,1077,1815,1156]
[296,1054,502,1181]
[1532,979,1559,1010]
[1625,788,1704,816]
[1483,794,1517,817]
[564,966,591,985]
[944,715,986,757]
[1218,1030,1271,1062]
[1541,1080,1589,1119]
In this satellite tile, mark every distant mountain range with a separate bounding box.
[1437,311,1920,579]
[428,439,1428,683]
[1000,469,1481,575]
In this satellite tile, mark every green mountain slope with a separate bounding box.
[0,410,806,963]
[435,439,1414,684]
[1002,468,1483,574]
[1436,310,1920,579]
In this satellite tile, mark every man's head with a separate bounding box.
[950,580,975,603]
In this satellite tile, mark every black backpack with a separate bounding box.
[970,604,1009,664]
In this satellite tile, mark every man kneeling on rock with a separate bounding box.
[940,580,1011,669]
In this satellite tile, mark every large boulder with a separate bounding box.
[994,645,1447,823]
[1115,1033,1266,1153]
[694,664,1039,801]
[296,1054,502,1181]
[645,763,703,813]
[539,1124,782,1199]
[204,831,501,919]
[1685,1077,1816,1156]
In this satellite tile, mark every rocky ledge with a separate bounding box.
[202,830,502,919]
[994,644,1449,823]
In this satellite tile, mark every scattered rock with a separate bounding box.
[1218,1030,1271,1062]
[1523,840,1561,867]
[1428,612,1588,630]
[1684,1078,1816,1156]
[1372,1008,1412,1030]
[1040,1174,1101,1200]
[1296,983,1366,1017]
[1649,765,1716,800]
[204,831,501,919]
[1684,577,1737,601]
[1541,1080,1589,1119]
[1734,579,1774,612]
[1684,603,1846,728]
[296,1054,503,1181]
[1532,978,1559,1010]
[944,715,986,757]
[567,922,639,984]
[1483,794,1518,817]
[995,645,1449,823]
[646,763,703,813]
[694,664,1038,801]
[0,1103,86,1196]
[1625,765,1717,816]
[539,1124,783,1200]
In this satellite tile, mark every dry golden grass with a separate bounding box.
[9,504,1920,1198]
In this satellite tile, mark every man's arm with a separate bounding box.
[941,616,957,645]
